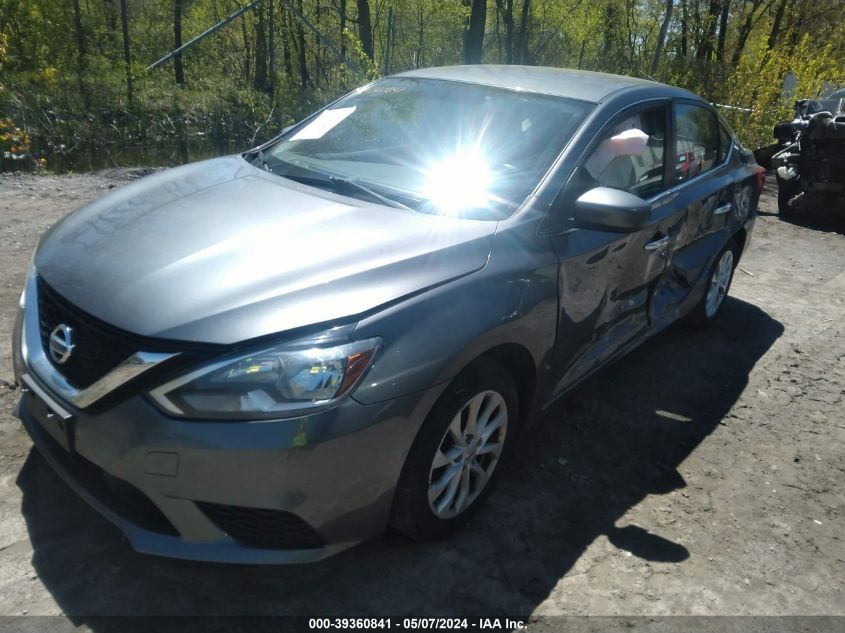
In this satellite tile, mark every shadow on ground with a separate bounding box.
[16,297,783,622]
[758,202,845,236]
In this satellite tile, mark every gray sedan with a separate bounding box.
[11,66,765,563]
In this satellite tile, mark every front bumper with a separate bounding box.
[12,298,438,564]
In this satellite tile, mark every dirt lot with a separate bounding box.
[0,170,842,623]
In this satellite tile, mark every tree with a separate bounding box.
[767,0,789,50]
[357,0,374,60]
[516,0,530,63]
[255,0,268,90]
[174,0,186,86]
[119,0,133,103]
[650,0,673,74]
[71,0,88,105]
[731,0,770,66]
[2,0,845,174]
[715,0,729,62]
[495,0,514,63]
[339,0,347,58]
[296,0,309,87]
[463,0,486,64]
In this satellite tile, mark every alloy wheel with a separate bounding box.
[705,249,734,318]
[427,390,508,519]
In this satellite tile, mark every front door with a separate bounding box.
[547,101,684,396]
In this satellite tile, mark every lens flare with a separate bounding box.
[423,151,491,215]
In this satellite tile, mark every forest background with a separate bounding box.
[1,0,843,172]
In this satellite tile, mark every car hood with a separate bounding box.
[34,156,496,344]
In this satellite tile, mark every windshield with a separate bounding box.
[259,78,593,219]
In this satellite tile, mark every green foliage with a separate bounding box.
[1,0,844,171]
[717,35,844,149]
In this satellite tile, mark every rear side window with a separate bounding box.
[674,103,720,183]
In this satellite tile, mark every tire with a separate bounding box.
[687,242,739,328]
[390,358,519,541]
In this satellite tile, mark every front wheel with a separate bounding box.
[687,243,738,327]
[390,358,518,541]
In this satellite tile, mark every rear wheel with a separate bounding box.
[391,358,518,540]
[687,243,738,327]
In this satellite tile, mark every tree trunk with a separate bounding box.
[680,0,687,57]
[339,0,347,57]
[787,0,801,54]
[506,0,514,63]
[103,0,118,52]
[174,0,185,86]
[767,0,788,50]
[601,1,621,71]
[356,0,374,61]
[254,1,268,91]
[314,0,323,83]
[241,9,252,83]
[71,0,88,104]
[716,0,729,62]
[280,5,293,75]
[498,0,513,64]
[730,0,760,66]
[695,0,721,61]
[416,2,424,67]
[650,0,673,75]
[463,0,487,64]
[516,0,530,64]
[384,6,394,74]
[119,0,133,104]
[296,0,309,87]
[268,0,275,90]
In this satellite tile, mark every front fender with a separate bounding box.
[351,225,558,408]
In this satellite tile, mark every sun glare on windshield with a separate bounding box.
[266,78,593,219]
[423,150,492,216]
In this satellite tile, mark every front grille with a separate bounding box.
[196,501,325,550]
[35,277,224,405]
[37,278,140,389]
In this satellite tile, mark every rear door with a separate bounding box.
[648,101,744,328]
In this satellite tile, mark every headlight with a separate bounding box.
[149,335,381,420]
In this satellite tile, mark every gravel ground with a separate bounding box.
[0,169,842,622]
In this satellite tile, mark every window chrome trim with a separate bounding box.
[20,270,178,409]
[648,143,733,208]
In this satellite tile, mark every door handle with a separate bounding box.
[714,202,732,215]
[644,235,670,251]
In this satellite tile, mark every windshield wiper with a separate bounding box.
[327,176,415,212]
[277,166,415,212]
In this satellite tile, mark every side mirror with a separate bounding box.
[571,187,652,232]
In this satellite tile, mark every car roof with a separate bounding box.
[393,65,687,104]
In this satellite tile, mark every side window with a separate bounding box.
[674,103,719,183]
[571,104,668,200]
